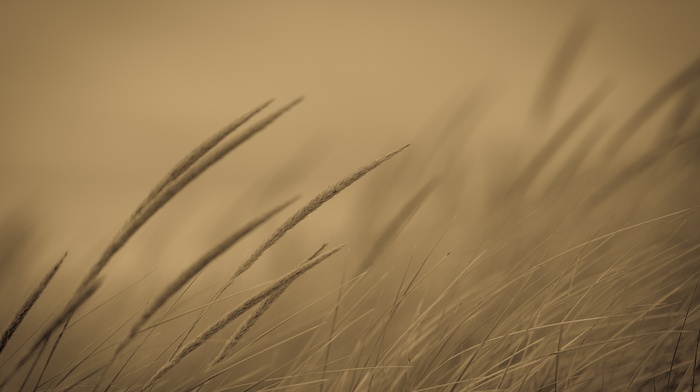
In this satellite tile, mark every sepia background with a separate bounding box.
[1,2,700,391]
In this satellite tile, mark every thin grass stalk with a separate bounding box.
[666,276,700,390]
[0,252,66,356]
[352,252,457,390]
[282,272,377,387]
[415,250,563,389]
[41,272,155,390]
[18,338,46,392]
[51,307,145,391]
[62,365,108,392]
[131,99,274,220]
[352,247,454,388]
[624,305,700,392]
[0,308,57,372]
[446,270,535,392]
[28,279,103,361]
[693,329,698,391]
[351,222,458,387]
[34,314,70,392]
[210,318,330,391]
[318,265,346,392]
[122,317,202,392]
[101,297,193,392]
[225,143,410,290]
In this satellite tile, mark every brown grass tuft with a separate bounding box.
[143,245,344,390]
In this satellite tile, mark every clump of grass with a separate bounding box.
[143,245,344,390]
[2,18,700,392]
[161,141,409,379]
[0,92,411,390]
[97,197,298,390]
[0,98,306,388]
[9,99,306,380]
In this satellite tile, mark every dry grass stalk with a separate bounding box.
[0,252,66,356]
[131,99,274,220]
[210,244,329,367]
[223,143,410,292]
[143,245,344,390]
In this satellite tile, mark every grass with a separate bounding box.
[1,20,700,392]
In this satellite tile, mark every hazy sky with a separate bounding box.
[1,1,699,261]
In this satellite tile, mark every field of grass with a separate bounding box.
[1,15,700,392]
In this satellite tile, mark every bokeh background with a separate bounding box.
[1,3,700,389]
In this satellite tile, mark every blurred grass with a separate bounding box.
[0,18,699,392]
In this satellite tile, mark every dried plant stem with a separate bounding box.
[131,99,274,220]
[0,252,66,356]
[226,144,410,290]
[143,246,344,390]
